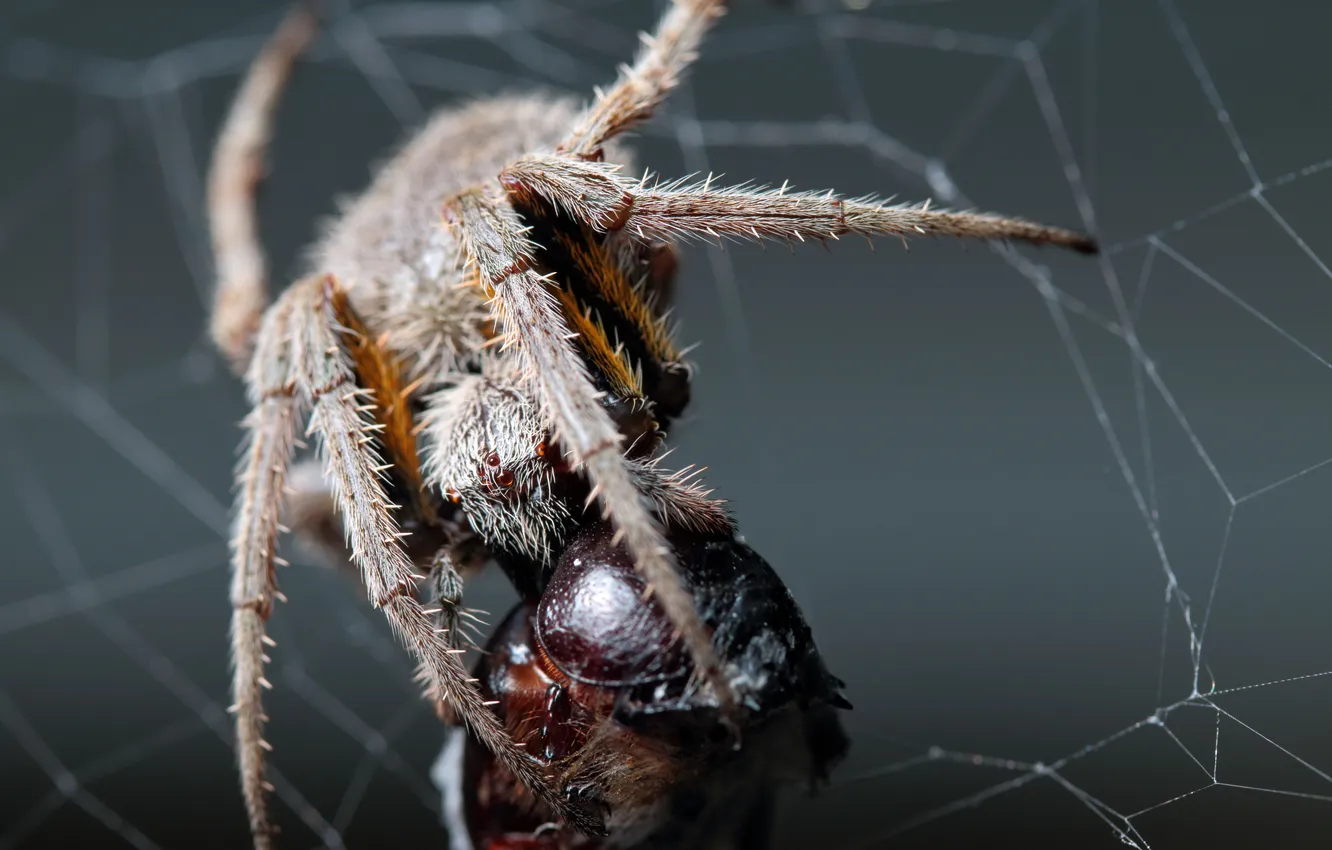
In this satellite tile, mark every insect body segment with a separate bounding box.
[441,521,851,850]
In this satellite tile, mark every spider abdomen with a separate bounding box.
[310,94,637,380]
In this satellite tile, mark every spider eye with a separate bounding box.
[495,469,515,488]
[445,487,461,504]
[535,440,548,458]
[485,451,501,467]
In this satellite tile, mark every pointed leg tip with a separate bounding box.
[1072,235,1101,255]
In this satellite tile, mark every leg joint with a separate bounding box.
[233,594,273,619]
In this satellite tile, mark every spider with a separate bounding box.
[206,2,1096,847]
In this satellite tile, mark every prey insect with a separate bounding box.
[433,520,850,850]
[206,2,1097,848]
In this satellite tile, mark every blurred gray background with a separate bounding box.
[1,0,1330,848]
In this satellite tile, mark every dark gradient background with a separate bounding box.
[2,1,1330,848]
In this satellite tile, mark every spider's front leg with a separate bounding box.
[501,155,1099,254]
[230,275,604,847]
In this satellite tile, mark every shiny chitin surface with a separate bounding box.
[435,521,851,850]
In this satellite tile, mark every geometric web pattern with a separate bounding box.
[1,1,1329,848]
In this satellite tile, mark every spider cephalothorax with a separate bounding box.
[423,366,573,567]
[206,2,1096,847]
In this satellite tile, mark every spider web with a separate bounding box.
[1,0,1329,847]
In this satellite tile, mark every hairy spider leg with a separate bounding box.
[501,155,1099,255]
[231,275,604,846]
[208,2,321,374]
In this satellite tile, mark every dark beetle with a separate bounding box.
[432,522,851,850]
